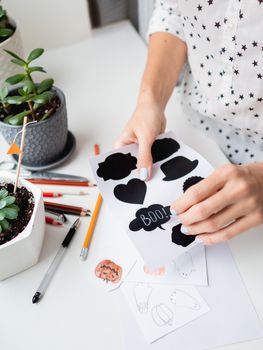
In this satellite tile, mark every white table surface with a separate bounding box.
[0,21,262,350]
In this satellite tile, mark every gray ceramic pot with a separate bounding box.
[0,86,68,167]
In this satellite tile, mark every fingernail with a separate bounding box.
[140,168,148,181]
[181,226,188,234]
[170,208,177,216]
[195,237,203,244]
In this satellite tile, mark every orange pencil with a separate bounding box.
[80,144,102,261]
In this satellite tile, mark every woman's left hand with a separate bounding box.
[171,163,263,244]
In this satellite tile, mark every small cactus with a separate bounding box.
[0,188,19,233]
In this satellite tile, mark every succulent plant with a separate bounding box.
[0,188,19,233]
[0,48,57,125]
[0,5,14,42]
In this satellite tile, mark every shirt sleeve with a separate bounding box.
[147,0,185,42]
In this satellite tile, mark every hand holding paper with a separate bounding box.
[90,132,214,268]
[171,162,263,244]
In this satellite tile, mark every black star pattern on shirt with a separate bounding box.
[154,1,263,164]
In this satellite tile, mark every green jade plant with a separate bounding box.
[0,188,19,233]
[0,48,56,125]
[0,5,14,42]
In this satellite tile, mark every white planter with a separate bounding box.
[0,18,24,87]
[0,171,45,280]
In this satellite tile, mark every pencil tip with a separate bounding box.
[73,218,81,228]
[32,292,41,304]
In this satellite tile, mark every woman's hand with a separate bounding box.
[171,163,263,244]
[114,99,166,180]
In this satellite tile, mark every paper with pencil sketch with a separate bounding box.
[120,281,210,343]
[126,244,208,286]
[89,131,214,268]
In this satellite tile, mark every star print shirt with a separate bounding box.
[148,0,263,164]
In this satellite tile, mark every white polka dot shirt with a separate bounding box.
[148,0,263,164]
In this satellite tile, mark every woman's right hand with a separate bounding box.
[114,98,166,181]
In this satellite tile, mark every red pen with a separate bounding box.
[43,192,63,198]
[45,216,63,226]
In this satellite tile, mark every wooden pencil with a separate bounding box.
[44,201,91,216]
[29,179,96,187]
[80,144,102,261]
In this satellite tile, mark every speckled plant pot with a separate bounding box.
[0,86,68,167]
[0,18,24,87]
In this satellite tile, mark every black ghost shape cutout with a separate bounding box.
[114,179,147,205]
[171,224,196,247]
[129,204,171,232]
[161,156,199,181]
[151,138,180,163]
[183,176,204,192]
[97,152,137,181]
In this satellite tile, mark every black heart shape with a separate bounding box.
[114,179,147,204]
[171,224,196,247]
